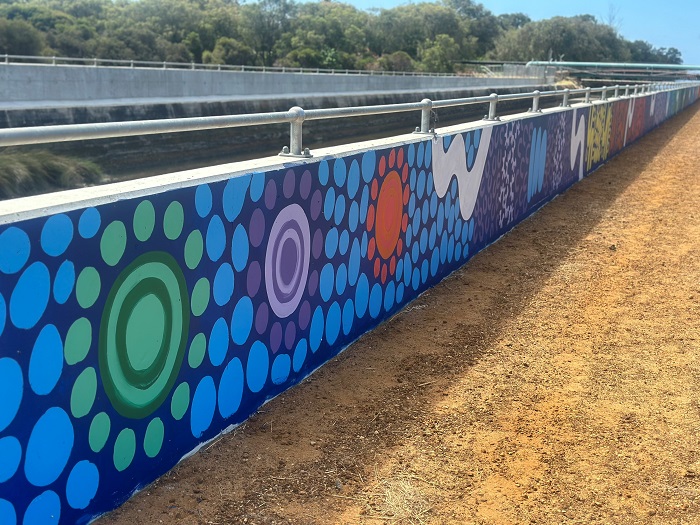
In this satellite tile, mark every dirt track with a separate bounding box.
[100,103,700,525]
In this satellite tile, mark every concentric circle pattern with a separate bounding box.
[0,90,688,524]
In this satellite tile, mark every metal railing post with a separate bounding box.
[585,87,591,103]
[633,86,638,96]
[280,106,310,158]
[601,86,607,101]
[420,98,432,133]
[624,85,629,97]
[52,56,57,65]
[614,85,619,98]
[562,89,571,107]
[4,54,8,64]
[485,93,499,120]
[531,90,541,112]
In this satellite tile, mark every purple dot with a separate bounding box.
[283,170,296,199]
[247,261,262,297]
[255,303,269,335]
[310,190,322,221]
[265,180,277,210]
[298,301,311,330]
[300,170,312,199]
[312,229,323,260]
[249,208,266,248]
[270,322,283,353]
[284,322,297,350]
[308,270,319,297]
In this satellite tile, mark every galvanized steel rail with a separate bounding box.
[0,83,693,158]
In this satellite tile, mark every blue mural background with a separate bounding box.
[0,87,698,524]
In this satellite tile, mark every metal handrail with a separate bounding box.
[0,53,545,80]
[0,83,694,157]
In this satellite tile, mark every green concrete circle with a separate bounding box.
[188,333,207,369]
[64,317,92,365]
[100,220,127,267]
[113,428,136,472]
[71,367,97,418]
[191,278,210,317]
[184,230,204,270]
[170,382,190,421]
[76,267,101,309]
[89,412,111,453]
[163,201,184,240]
[144,417,165,458]
[133,200,156,242]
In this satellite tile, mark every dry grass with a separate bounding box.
[360,472,433,524]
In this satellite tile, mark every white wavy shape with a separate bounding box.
[570,108,586,181]
[431,126,493,220]
[624,98,635,147]
[650,94,656,117]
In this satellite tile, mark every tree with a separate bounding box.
[0,18,45,54]
[419,34,460,73]
[204,36,258,65]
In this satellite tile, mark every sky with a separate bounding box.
[345,0,700,66]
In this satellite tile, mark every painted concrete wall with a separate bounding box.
[0,64,546,104]
[0,86,697,525]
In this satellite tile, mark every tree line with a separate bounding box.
[0,0,683,73]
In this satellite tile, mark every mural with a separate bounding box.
[0,87,698,524]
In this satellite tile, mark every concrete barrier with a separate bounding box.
[0,85,697,524]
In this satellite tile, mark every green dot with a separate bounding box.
[164,201,185,240]
[126,294,166,372]
[89,412,111,453]
[184,230,204,270]
[171,382,190,420]
[101,220,127,266]
[71,367,97,418]
[76,267,101,308]
[113,428,136,472]
[65,317,92,365]
[188,333,207,369]
[191,278,210,317]
[134,200,156,242]
[144,417,165,458]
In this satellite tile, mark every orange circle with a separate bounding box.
[375,170,403,260]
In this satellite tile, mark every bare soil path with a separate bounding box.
[100,104,700,525]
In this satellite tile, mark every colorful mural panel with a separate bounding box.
[0,88,697,524]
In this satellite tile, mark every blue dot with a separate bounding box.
[437,203,445,234]
[246,341,269,393]
[218,357,244,418]
[348,201,359,232]
[0,499,15,525]
[429,223,437,250]
[25,407,73,487]
[369,283,383,319]
[461,221,469,245]
[463,243,470,259]
[406,224,413,247]
[417,142,425,167]
[334,194,346,226]
[65,461,99,510]
[0,227,30,275]
[421,259,429,283]
[412,267,420,290]
[324,187,336,221]
[427,172,435,196]
[78,208,101,240]
[412,209,421,234]
[348,239,361,286]
[0,359,22,433]
[467,143,475,167]
[342,299,354,336]
[271,354,291,385]
[209,318,229,367]
[431,248,441,276]
[440,235,448,264]
[420,228,428,254]
[347,160,360,198]
[384,281,395,311]
[450,178,458,198]
[320,263,335,302]
[223,175,251,222]
[231,224,249,272]
[443,135,453,150]
[469,218,475,241]
[360,186,369,223]
[325,302,341,345]
[410,168,417,191]
[474,128,482,146]
[190,376,216,438]
[339,230,350,255]
[10,262,50,330]
[355,274,369,318]
[293,339,307,373]
[396,283,405,303]
[325,228,339,259]
[309,306,325,352]
[333,158,347,187]
[52,261,74,305]
[361,151,376,183]
[455,242,463,261]
[408,144,416,166]
[230,297,253,345]
[411,243,420,264]
[23,491,60,525]
[455,218,462,240]
[29,325,63,396]
[430,192,438,218]
[318,161,330,186]
[195,184,213,218]
[0,293,6,338]
[448,235,455,262]
[213,263,234,307]
[0,437,21,483]
[408,193,416,217]
[361,231,368,257]
[424,140,432,167]
[336,264,348,296]
[421,200,430,226]
[206,215,226,262]
[402,251,414,286]
[396,257,404,282]
[40,215,73,257]
[250,172,265,202]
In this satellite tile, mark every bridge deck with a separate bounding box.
[99,104,700,525]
